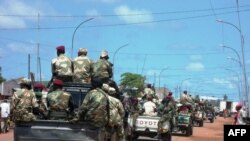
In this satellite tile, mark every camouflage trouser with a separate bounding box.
[99,124,125,141]
[130,113,139,128]
[158,114,171,132]
[13,110,36,122]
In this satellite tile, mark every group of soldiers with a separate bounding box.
[10,45,126,141]
[11,45,209,140]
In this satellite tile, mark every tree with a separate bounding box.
[119,72,145,92]
[0,76,5,83]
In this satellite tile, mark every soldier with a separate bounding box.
[73,48,92,83]
[142,95,157,116]
[92,50,113,82]
[78,77,109,125]
[33,83,48,110]
[92,50,120,100]
[47,79,74,120]
[11,78,40,122]
[156,94,175,139]
[180,90,193,111]
[100,95,125,141]
[123,87,141,128]
[50,45,73,84]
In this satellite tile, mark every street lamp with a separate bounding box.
[216,19,248,115]
[225,68,243,103]
[158,67,169,88]
[71,18,94,58]
[220,44,241,64]
[227,57,242,67]
[112,43,129,80]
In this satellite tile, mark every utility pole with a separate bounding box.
[28,54,30,79]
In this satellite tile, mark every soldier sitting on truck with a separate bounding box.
[47,79,74,120]
[142,95,157,116]
[33,83,48,119]
[11,78,42,122]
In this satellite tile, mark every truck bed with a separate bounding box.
[14,120,99,141]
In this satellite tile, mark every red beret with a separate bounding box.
[33,83,45,89]
[236,104,243,108]
[56,45,65,52]
[53,79,64,86]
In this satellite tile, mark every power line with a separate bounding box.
[0,5,250,18]
[0,9,250,30]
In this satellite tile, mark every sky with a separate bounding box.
[0,0,250,102]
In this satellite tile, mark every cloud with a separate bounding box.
[185,62,205,71]
[212,77,235,89]
[7,42,37,54]
[0,0,54,28]
[114,5,153,24]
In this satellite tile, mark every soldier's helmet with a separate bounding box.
[18,78,31,85]
[78,48,88,53]
[100,50,108,57]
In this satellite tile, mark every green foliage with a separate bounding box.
[119,72,145,92]
[0,75,6,83]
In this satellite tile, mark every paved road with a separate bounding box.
[137,116,233,141]
[0,116,233,141]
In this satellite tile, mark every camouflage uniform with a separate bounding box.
[100,96,125,141]
[157,97,175,132]
[73,48,92,83]
[47,90,74,120]
[52,54,73,82]
[92,59,113,82]
[78,88,109,127]
[123,89,141,128]
[92,50,113,83]
[11,88,39,122]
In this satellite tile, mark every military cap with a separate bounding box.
[78,48,87,53]
[33,83,45,89]
[100,50,108,57]
[56,45,65,52]
[18,78,31,85]
[53,79,64,86]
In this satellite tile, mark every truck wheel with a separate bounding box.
[199,120,203,127]
[185,126,192,136]
[210,118,214,123]
[161,132,172,141]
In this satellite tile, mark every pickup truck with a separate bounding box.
[14,83,100,141]
[128,115,172,141]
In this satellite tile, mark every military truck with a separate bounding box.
[128,115,172,141]
[14,83,101,141]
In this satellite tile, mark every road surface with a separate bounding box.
[0,116,233,141]
[138,116,233,141]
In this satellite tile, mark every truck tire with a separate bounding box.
[210,118,214,123]
[185,126,192,136]
[199,120,203,127]
[161,132,172,141]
